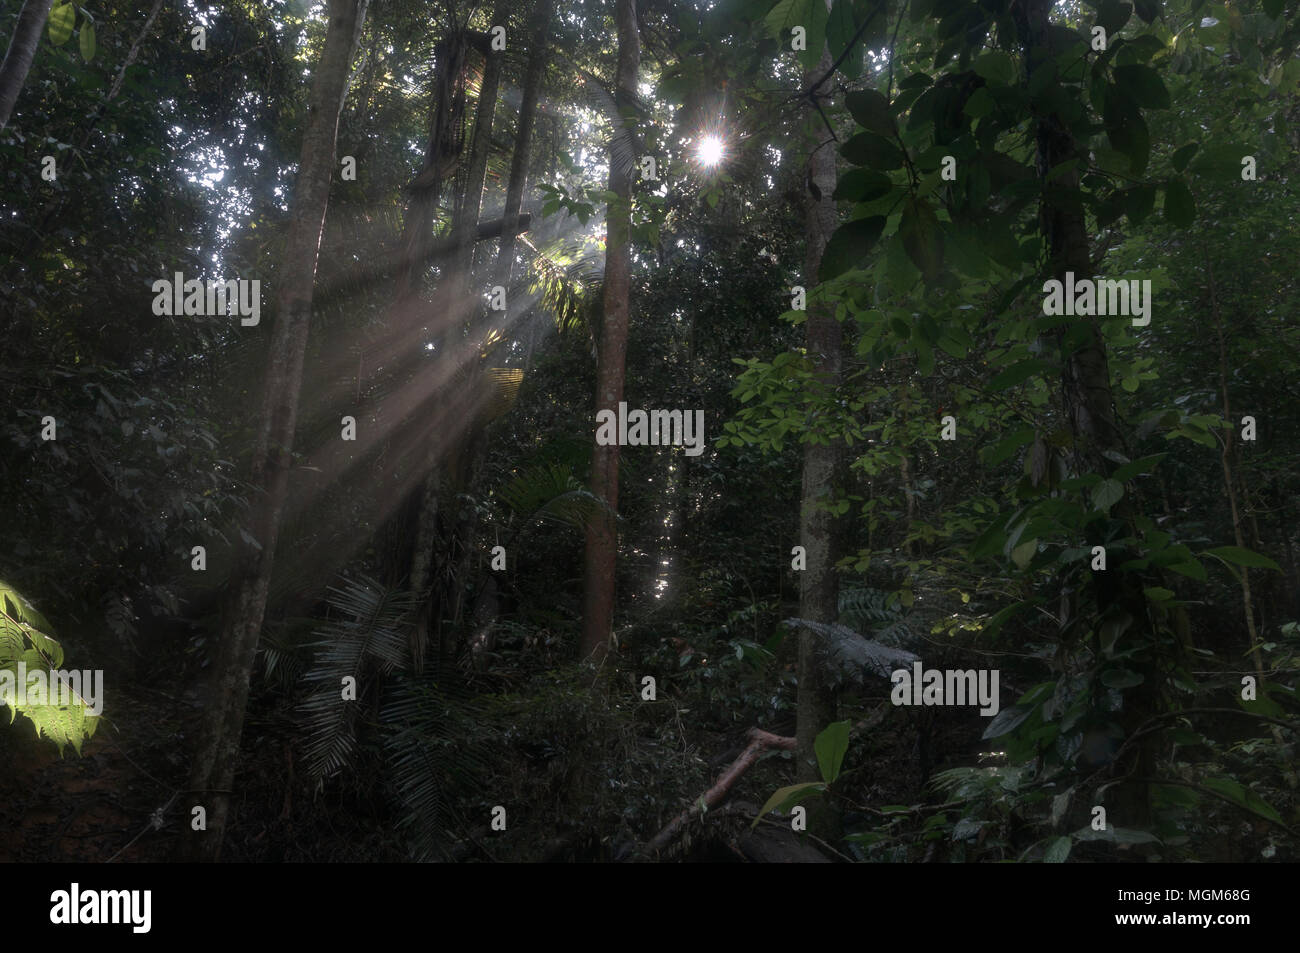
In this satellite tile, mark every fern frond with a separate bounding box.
[783,617,919,683]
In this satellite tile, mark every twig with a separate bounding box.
[643,727,796,856]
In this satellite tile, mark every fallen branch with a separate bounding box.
[643,727,795,857]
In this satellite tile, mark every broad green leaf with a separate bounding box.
[1133,0,1161,23]
[48,4,75,46]
[1201,777,1284,825]
[1114,64,1170,109]
[989,359,1050,391]
[1011,537,1038,569]
[899,196,943,279]
[1096,0,1133,35]
[826,0,864,78]
[79,22,96,62]
[974,51,1015,85]
[1043,835,1072,863]
[1165,559,1207,582]
[1104,91,1150,175]
[982,704,1033,739]
[845,89,894,136]
[833,168,893,202]
[1091,478,1124,511]
[984,426,1035,465]
[763,0,813,40]
[1203,546,1281,571]
[1170,142,1199,173]
[819,216,886,280]
[841,131,904,169]
[1118,184,1156,225]
[1163,178,1194,227]
[798,0,830,72]
[1112,453,1165,482]
[751,781,827,828]
[815,719,851,783]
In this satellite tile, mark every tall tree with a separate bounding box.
[0,0,54,131]
[494,0,553,290]
[1010,0,1157,827]
[580,0,639,662]
[794,23,843,827]
[180,0,368,862]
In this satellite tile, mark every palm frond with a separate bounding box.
[496,461,613,534]
[300,574,418,784]
[382,670,497,861]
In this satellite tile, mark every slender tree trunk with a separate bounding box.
[0,0,54,131]
[494,0,552,289]
[409,14,504,668]
[795,32,843,836]
[179,0,367,862]
[1206,257,1264,680]
[580,0,638,662]
[404,29,470,619]
[1013,0,1154,829]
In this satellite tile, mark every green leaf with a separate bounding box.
[1170,142,1199,173]
[1262,0,1283,17]
[984,426,1035,465]
[1201,777,1284,825]
[1133,0,1161,23]
[79,22,96,62]
[1104,91,1150,175]
[989,359,1050,391]
[1011,537,1038,570]
[751,781,827,828]
[840,131,904,169]
[764,0,813,40]
[1118,184,1156,225]
[899,196,943,279]
[815,719,851,783]
[797,0,830,72]
[48,4,75,46]
[973,51,1015,85]
[819,216,887,280]
[1091,478,1124,512]
[1113,64,1170,110]
[982,704,1033,739]
[833,168,893,202]
[1043,835,1072,863]
[1096,0,1133,35]
[826,0,864,78]
[1112,452,1165,482]
[1165,559,1207,582]
[1163,178,1195,227]
[1202,546,1281,571]
[845,89,894,136]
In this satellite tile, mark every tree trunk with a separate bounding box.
[795,31,843,838]
[0,0,54,131]
[580,0,638,662]
[178,0,367,862]
[494,0,553,290]
[1012,0,1154,830]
